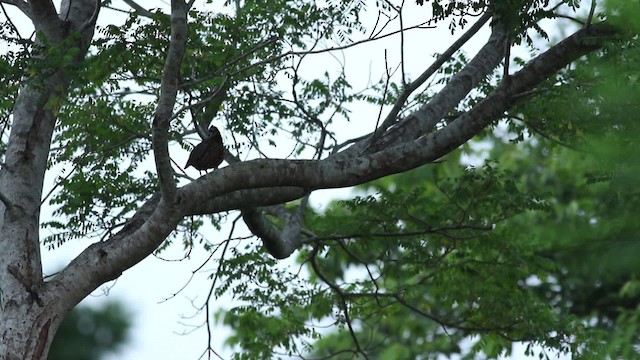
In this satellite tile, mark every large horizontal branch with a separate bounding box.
[230,14,500,259]
[50,21,618,307]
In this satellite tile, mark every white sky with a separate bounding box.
[0,0,585,358]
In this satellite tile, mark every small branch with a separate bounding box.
[201,218,236,360]
[152,0,189,203]
[503,31,512,81]
[170,77,229,122]
[368,50,392,151]
[366,11,493,148]
[201,21,436,88]
[78,0,101,35]
[180,36,278,89]
[122,0,155,18]
[586,0,597,29]
[398,0,407,86]
[554,13,586,26]
[0,1,25,37]
[0,0,31,17]
[309,246,367,358]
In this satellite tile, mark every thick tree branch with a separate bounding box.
[60,0,101,52]
[152,0,189,203]
[371,11,493,144]
[335,20,508,161]
[241,197,308,259]
[237,14,496,258]
[28,0,64,40]
[0,0,100,357]
[50,21,618,307]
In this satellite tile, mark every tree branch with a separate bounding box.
[48,21,618,310]
[28,0,64,40]
[241,196,308,259]
[77,0,100,35]
[0,0,30,16]
[152,0,189,203]
[372,11,492,144]
[334,17,507,162]
[122,0,156,18]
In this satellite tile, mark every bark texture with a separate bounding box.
[0,0,98,358]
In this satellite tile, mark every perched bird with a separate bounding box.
[185,126,224,174]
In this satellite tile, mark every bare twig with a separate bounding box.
[180,37,278,89]
[369,11,493,146]
[398,0,407,86]
[0,1,25,37]
[202,216,240,360]
[368,50,392,151]
[310,246,367,358]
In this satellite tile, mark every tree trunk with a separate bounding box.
[0,0,98,357]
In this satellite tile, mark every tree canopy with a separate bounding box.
[0,0,637,359]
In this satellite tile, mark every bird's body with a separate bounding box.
[185,126,224,173]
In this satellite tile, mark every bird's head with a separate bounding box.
[208,126,219,136]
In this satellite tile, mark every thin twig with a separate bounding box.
[309,246,368,358]
[0,1,24,38]
[586,0,596,29]
[365,11,492,148]
[203,215,241,359]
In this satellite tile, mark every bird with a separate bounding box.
[185,125,225,174]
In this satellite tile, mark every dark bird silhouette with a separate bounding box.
[185,126,224,173]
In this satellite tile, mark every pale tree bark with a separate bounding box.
[0,0,618,358]
[0,0,98,358]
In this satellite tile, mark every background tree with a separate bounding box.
[219,3,640,358]
[0,0,633,359]
[49,301,131,360]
